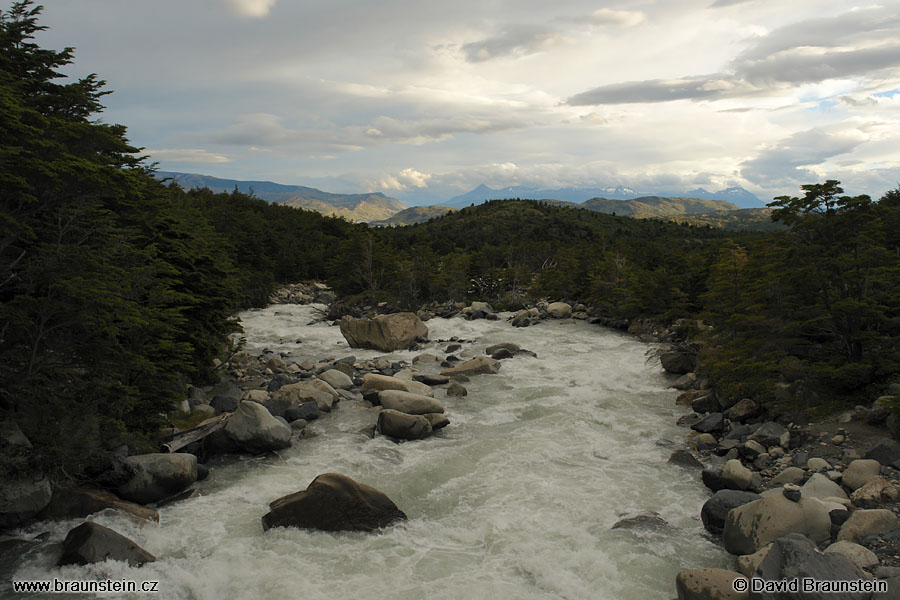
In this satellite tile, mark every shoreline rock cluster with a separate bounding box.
[663,351,900,599]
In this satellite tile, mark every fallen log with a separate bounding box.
[161,414,230,453]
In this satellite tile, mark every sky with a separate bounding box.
[33,0,900,205]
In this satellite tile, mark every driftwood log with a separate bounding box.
[160,415,230,453]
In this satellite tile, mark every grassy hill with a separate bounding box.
[370,205,456,226]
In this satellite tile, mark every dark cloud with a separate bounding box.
[461,26,565,62]
[567,77,754,105]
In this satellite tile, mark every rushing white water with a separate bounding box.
[8,305,729,599]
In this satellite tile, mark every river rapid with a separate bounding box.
[9,304,729,599]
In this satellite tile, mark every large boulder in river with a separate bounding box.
[116,453,197,505]
[339,312,427,352]
[0,475,52,528]
[377,409,433,440]
[377,390,445,415]
[723,493,831,555]
[224,400,292,454]
[547,302,572,319]
[440,356,500,377]
[659,350,696,375]
[317,369,353,390]
[361,373,433,398]
[261,473,407,532]
[269,380,338,414]
[41,488,159,522]
[58,522,155,566]
[701,489,760,535]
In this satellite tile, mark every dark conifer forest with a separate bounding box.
[2,2,898,477]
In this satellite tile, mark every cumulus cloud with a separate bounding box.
[146,148,231,164]
[461,26,568,62]
[367,168,432,191]
[225,0,278,18]
[740,126,866,187]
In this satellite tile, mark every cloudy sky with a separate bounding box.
[35,0,900,204]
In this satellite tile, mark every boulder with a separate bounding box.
[58,522,155,567]
[547,302,572,319]
[261,473,407,532]
[668,449,704,469]
[806,457,831,472]
[339,312,428,352]
[736,544,772,577]
[755,533,870,600]
[440,356,500,377]
[691,412,726,435]
[284,402,320,422]
[361,373,434,398]
[671,372,697,391]
[749,421,790,449]
[726,398,760,422]
[768,467,805,487]
[377,390,445,415]
[701,489,760,535]
[674,568,748,600]
[318,369,353,390]
[850,477,900,508]
[268,381,336,415]
[117,453,197,505]
[224,400,292,454]
[40,488,159,522]
[800,472,848,501]
[413,374,450,386]
[611,512,672,532]
[210,395,240,414]
[836,509,899,543]
[486,343,520,355]
[660,351,696,375]
[423,413,450,431]
[446,382,468,397]
[723,494,831,555]
[824,540,879,570]
[721,459,753,491]
[842,459,882,491]
[866,438,900,467]
[691,394,720,414]
[0,475,52,529]
[377,409,433,440]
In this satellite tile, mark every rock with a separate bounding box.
[691,393,720,414]
[423,413,450,431]
[674,568,748,600]
[547,302,572,319]
[0,475,52,528]
[769,467,805,487]
[268,380,337,415]
[825,540,880,570]
[837,509,900,543]
[843,459,883,491]
[360,373,434,398]
[490,347,515,359]
[209,395,239,414]
[485,343,520,355]
[722,459,753,491]
[196,464,209,481]
[413,374,450,386]
[284,402,320,422]
[726,398,760,422]
[446,382,468,397]
[40,488,159,522]
[318,369,353,390]
[671,372,697,390]
[117,453,197,505]
[224,400,292,454]
[851,477,900,508]
[783,484,802,502]
[210,381,243,399]
[660,350,696,375]
[668,449,704,469]
[755,533,870,600]
[611,512,672,531]
[723,494,831,555]
[412,352,442,365]
[807,457,831,472]
[0,420,32,450]
[800,472,848,501]
[377,390,445,415]
[741,439,766,459]
[691,412,726,435]
[58,522,155,566]
[866,438,900,466]
[701,489,761,535]
[440,356,500,377]
[702,468,726,492]
[750,422,790,449]
[377,409,433,440]
[736,544,772,577]
[261,473,407,532]
[339,312,428,352]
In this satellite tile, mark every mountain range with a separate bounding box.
[445,184,763,209]
[154,171,406,222]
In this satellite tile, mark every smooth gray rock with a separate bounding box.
[750,422,790,449]
[842,459,882,491]
[701,489,761,535]
[800,472,848,501]
[339,312,428,352]
[377,409,433,440]
[117,453,197,505]
[723,494,831,555]
[722,459,753,491]
[675,568,748,600]
[0,476,52,528]
[224,400,292,454]
[440,356,500,377]
[837,509,900,543]
[377,390,445,415]
[669,449,704,469]
[318,369,353,390]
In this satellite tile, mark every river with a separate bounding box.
[8,304,728,599]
